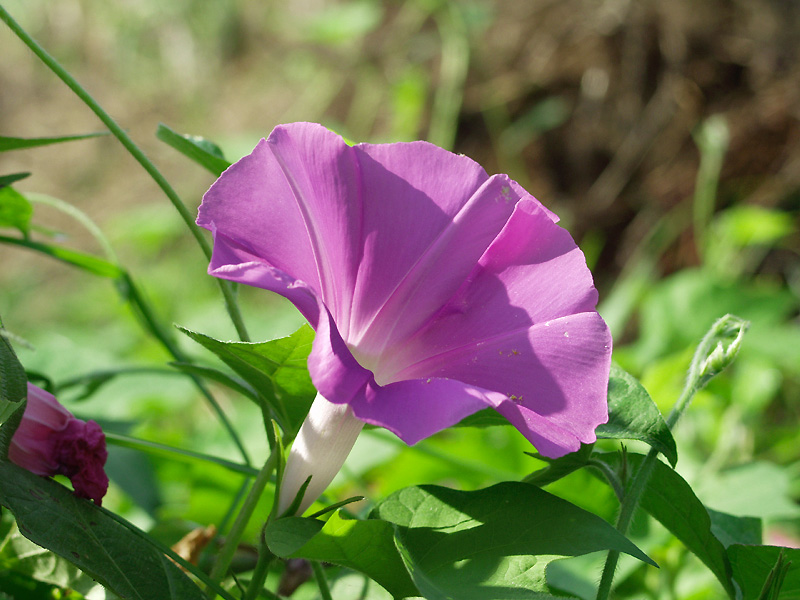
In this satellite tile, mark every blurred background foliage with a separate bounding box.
[1,0,799,597]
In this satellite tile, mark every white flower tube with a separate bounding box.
[277,393,365,515]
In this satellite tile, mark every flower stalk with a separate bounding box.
[207,449,278,591]
[277,394,365,516]
[595,315,748,600]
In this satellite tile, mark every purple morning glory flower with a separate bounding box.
[197,122,611,513]
[9,383,109,505]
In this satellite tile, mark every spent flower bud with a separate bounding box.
[8,383,108,505]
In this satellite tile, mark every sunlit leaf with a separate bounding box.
[177,325,316,436]
[0,186,33,235]
[0,132,108,152]
[597,364,677,466]
[372,482,654,599]
[716,205,795,248]
[156,124,230,176]
[266,512,418,600]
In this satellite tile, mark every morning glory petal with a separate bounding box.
[198,124,362,332]
[349,378,489,445]
[198,122,612,465]
[345,144,518,365]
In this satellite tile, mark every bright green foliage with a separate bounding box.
[0,235,123,278]
[373,483,654,599]
[267,513,417,599]
[178,325,317,436]
[267,482,656,599]
[156,124,231,176]
[0,186,33,235]
[0,132,108,152]
[597,364,677,465]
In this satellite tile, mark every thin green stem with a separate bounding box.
[26,192,118,263]
[311,561,334,600]
[596,316,748,600]
[0,5,250,343]
[209,451,278,591]
[595,443,661,599]
[692,116,729,263]
[242,537,276,600]
[105,433,258,476]
[121,273,252,466]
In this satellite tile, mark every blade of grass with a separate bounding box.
[0,132,109,151]
[105,433,259,477]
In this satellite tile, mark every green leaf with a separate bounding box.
[604,452,736,597]
[265,516,324,556]
[0,172,31,188]
[266,512,418,600]
[728,546,800,600]
[178,325,316,436]
[597,364,678,466]
[0,234,123,278]
[156,124,231,176]
[0,458,207,599]
[372,482,655,599]
[0,524,117,599]
[697,462,800,520]
[0,319,27,427]
[715,205,795,248]
[0,401,25,460]
[523,443,593,487]
[708,508,762,548]
[0,186,33,235]
[0,132,108,152]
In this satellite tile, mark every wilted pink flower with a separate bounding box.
[198,123,611,513]
[9,383,108,505]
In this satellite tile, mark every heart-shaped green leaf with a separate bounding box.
[373,482,655,599]
[597,364,677,466]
